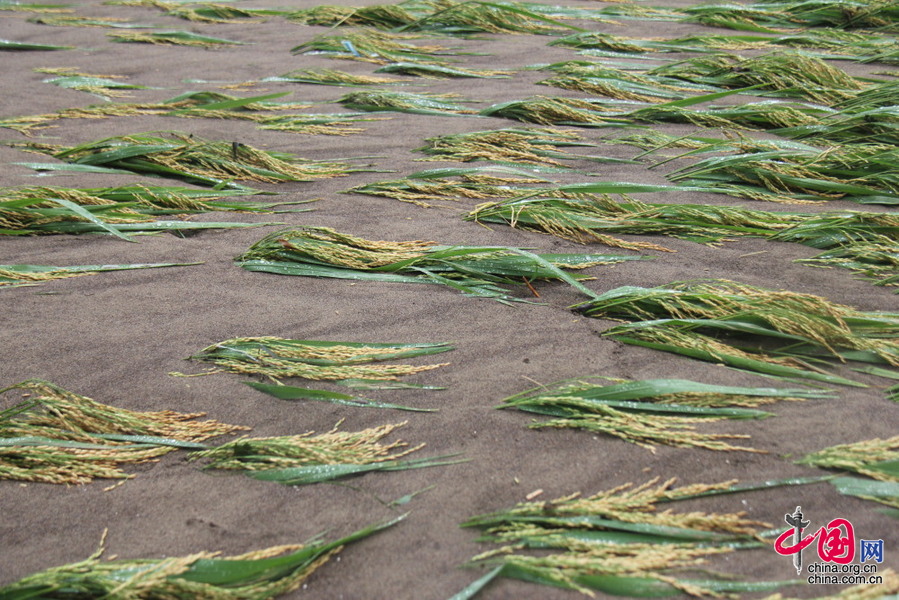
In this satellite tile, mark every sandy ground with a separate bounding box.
[1,1,897,598]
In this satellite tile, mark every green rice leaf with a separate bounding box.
[48,198,132,241]
[830,476,899,508]
[0,39,73,50]
[247,454,465,485]
[245,381,437,412]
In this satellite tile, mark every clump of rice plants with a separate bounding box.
[667,144,899,205]
[36,67,150,99]
[375,61,510,78]
[536,61,708,103]
[0,185,288,239]
[0,379,244,484]
[346,166,556,207]
[577,279,899,387]
[648,52,865,105]
[800,436,899,508]
[0,262,198,287]
[162,1,262,23]
[107,30,244,46]
[480,96,619,126]
[290,30,455,65]
[0,1,72,13]
[190,421,462,485]
[269,68,401,86]
[467,194,804,250]
[629,99,827,132]
[0,517,402,598]
[15,132,356,190]
[287,0,577,35]
[188,337,453,384]
[0,38,73,50]
[236,226,642,303]
[337,90,477,115]
[391,0,577,35]
[461,477,796,597]
[285,3,418,28]
[774,212,899,289]
[28,14,155,27]
[469,194,899,288]
[779,81,899,145]
[499,377,832,451]
[801,435,899,483]
[416,127,601,166]
[550,29,898,64]
[1,90,381,136]
[681,0,899,33]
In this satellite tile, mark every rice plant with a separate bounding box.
[37,67,150,98]
[578,279,899,386]
[416,127,601,167]
[0,1,72,13]
[0,38,73,50]
[285,3,419,28]
[15,132,356,190]
[286,0,579,35]
[773,212,899,288]
[244,381,438,411]
[647,52,865,105]
[0,262,198,287]
[467,194,805,250]
[188,337,453,385]
[107,30,244,46]
[391,0,578,35]
[667,145,899,205]
[290,30,456,65]
[469,195,899,287]
[461,477,797,597]
[162,2,262,23]
[629,99,829,132]
[268,68,401,87]
[375,61,510,78]
[681,0,899,33]
[801,436,899,508]
[0,185,288,239]
[778,81,899,144]
[346,166,557,207]
[0,379,244,484]
[0,517,402,599]
[337,90,477,115]
[479,96,620,126]
[189,421,462,485]
[801,435,899,482]
[235,226,642,304]
[1,90,381,136]
[550,29,898,64]
[499,377,832,451]
[536,61,716,103]
[28,14,154,27]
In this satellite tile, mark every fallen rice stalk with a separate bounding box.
[0,517,404,598]
[499,376,832,452]
[188,337,453,384]
[461,477,800,596]
[189,421,464,485]
[0,379,244,484]
[578,279,899,386]
[0,262,199,287]
[13,132,357,190]
[235,226,643,303]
